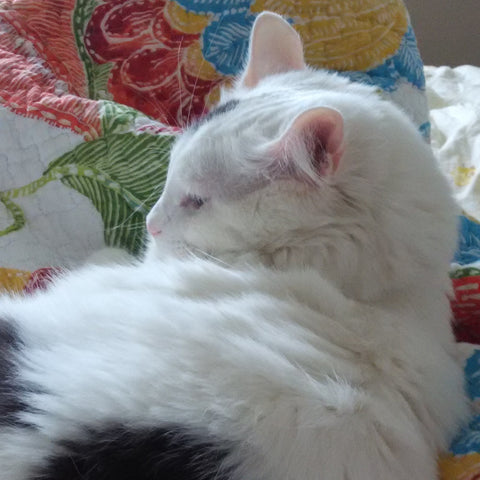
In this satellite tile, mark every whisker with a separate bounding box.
[176,39,187,129]
[108,222,147,232]
[187,245,233,268]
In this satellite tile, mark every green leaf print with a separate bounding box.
[73,0,113,99]
[0,168,64,237]
[101,101,145,136]
[0,97,175,254]
[45,131,173,255]
[450,267,480,279]
[0,194,26,236]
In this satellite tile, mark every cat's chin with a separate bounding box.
[144,236,223,264]
[144,238,188,263]
[145,236,265,268]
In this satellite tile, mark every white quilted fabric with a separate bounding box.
[426,65,480,219]
[0,106,104,269]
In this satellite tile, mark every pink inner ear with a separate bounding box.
[277,107,345,177]
[241,12,306,88]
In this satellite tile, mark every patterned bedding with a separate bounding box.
[1,0,480,477]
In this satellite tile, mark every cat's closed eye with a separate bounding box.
[180,194,207,210]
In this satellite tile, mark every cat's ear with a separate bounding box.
[240,12,306,88]
[268,107,344,179]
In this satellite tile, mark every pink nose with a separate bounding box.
[147,222,162,237]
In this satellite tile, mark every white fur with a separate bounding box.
[0,11,469,480]
[147,67,458,306]
[0,258,468,479]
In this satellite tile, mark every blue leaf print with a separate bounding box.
[449,350,480,455]
[393,25,425,90]
[419,122,431,141]
[450,416,480,456]
[466,350,480,400]
[202,13,255,76]
[454,216,480,265]
[337,68,397,91]
[175,0,252,15]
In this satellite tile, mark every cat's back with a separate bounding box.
[0,258,468,480]
[1,257,349,349]
[3,258,462,410]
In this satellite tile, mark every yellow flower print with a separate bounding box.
[453,166,476,187]
[163,1,211,35]
[251,0,408,71]
[0,268,31,293]
[439,452,480,480]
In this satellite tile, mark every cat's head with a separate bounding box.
[146,12,457,301]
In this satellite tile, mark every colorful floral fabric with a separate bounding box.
[451,266,480,344]
[455,216,480,266]
[84,0,223,125]
[0,0,431,273]
[0,267,61,295]
[428,65,480,344]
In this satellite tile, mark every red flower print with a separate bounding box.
[85,0,222,126]
[23,268,63,295]
[0,0,102,137]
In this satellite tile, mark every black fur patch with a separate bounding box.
[34,425,234,480]
[0,317,31,427]
[191,99,240,129]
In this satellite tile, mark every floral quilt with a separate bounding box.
[0,0,479,477]
[0,0,432,270]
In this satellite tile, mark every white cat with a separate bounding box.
[0,12,468,480]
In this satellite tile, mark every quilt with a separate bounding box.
[0,0,479,477]
[0,0,429,273]
[428,65,480,345]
